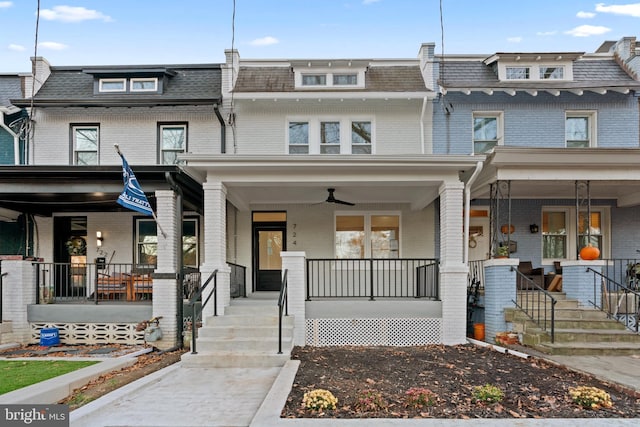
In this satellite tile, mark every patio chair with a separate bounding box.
[96,272,129,300]
[517,261,544,290]
[131,265,154,300]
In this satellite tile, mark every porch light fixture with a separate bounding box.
[529,224,539,234]
[96,231,104,247]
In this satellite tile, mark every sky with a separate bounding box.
[1,0,640,72]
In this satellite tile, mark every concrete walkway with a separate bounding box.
[68,347,640,427]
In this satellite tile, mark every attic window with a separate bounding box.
[294,68,365,89]
[99,78,126,92]
[131,78,158,91]
[333,74,357,85]
[539,66,564,80]
[505,67,529,80]
[302,75,327,86]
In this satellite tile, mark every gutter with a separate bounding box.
[214,104,226,154]
[464,161,483,264]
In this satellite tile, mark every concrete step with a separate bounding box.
[195,336,293,352]
[197,325,293,339]
[225,304,280,316]
[524,327,640,344]
[181,350,291,368]
[204,314,294,327]
[509,308,612,321]
[532,341,640,356]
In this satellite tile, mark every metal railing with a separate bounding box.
[512,267,557,343]
[587,267,640,333]
[229,262,247,298]
[306,258,439,300]
[602,258,640,291]
[468,260,485,291]
[277,269,289,354]
[188,269,218,355]
[0,261,6,323]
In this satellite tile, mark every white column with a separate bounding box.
[1,260,37,344]
[201,180,230,320]
[439,180,468,345]
[281,251,306,346]
[152,189,180,349]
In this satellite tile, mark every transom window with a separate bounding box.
[472,112,502,154]
[159,123,187,164]
[72,125,99,165]
[136,217,199,267]
[131,78,158,91]
[335,213,400,259]
[566,111,596,148]
[288,118,373,154]
[99,79,126,92]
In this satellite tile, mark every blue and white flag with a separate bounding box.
[117,153,153,216]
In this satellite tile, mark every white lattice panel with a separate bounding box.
[306,318,442,346]
[31,323,145,345]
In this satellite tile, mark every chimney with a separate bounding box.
[26,56,51,97]
[418,43,436,91]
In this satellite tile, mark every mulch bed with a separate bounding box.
[281,345,640,419]
[0,343,147,358]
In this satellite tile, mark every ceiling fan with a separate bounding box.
[323,188,355,206]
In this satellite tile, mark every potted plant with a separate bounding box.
[494,245,509,258]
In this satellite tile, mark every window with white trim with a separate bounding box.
[473,112,503,154]
[136,217,199,267]
[159,123,186,164]
[499,63,573,81]
[335,213,400,259]
[72,125,99,165]
[506,67,529,80]
[287,117,373,154]
[131,78,158,92]
[294,69,365,89]
[302,74,326,86]
[542,207,608,261]
[99,78,126,92]
[566,111,596,148]
[539,66,564,80]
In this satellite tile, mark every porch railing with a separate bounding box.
[277,269,288,354]
[512,267,556,343]
[587,267,640,333]
[306,258,439,300]
[229,262,247,298]
[1,261,6,323]
[188,269,218,355]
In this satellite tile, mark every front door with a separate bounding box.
[253,222,286,291]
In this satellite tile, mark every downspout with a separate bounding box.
[419,97,427,154]
[214,103,226,154]
[165,172,184,348]
[464,162,483,264]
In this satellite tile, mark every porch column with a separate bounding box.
[281,251,306,346]
[201,180,230,320]
[439,181,468,345]
[483,258,518,344]
[0,260,37,344]
[562,260,605,308]
[153,189,180,349]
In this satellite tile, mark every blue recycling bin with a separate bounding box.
[40,328,60,346]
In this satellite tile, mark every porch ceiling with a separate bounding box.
[470,147,640,207]
[182,154,483,211]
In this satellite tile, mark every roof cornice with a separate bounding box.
[10,98,221,107]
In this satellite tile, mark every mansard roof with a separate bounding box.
[12,63,222,107]
[438,55,640,95]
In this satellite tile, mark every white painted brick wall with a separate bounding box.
[282,252,306,346]
[1,261,37,343]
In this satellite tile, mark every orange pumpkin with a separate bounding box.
[579,244,600,260]
[500,224,515,234]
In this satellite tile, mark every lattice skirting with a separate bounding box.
[31,323,145,345]
[306,318,442,346]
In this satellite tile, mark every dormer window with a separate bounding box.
[302,75,327,86]
[333,74,358,85]
[505,67,529,80]
[131,78,158,91]
[99,78,126,92]
[539,66,564,80]
[293,66,365,89]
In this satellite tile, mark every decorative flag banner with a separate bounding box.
[116,149,154,216]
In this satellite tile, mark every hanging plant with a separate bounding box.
[65,236,86,256]
[579,244,600,261]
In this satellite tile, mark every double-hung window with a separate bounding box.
[542,207,608,261]
[566,111,596,148]
[136,217,199,267]
[159,123,187,164]
[473,112,502,154]
[335,213,400,259]
[287,118,373,154]
[542,210,568,259]
[72,125,99,165]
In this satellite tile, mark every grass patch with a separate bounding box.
[0,360,98,394]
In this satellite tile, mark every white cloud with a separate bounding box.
[38,41,69,51]
[250,36,279,46]
[8,44,25,51]
[0,2,13,9]
[565,25,611,37]
[536,31,558,36]
[595,2,640,17]
[577,11,596,18]
[40,5,112,23]
[507,36,523,43]
[362,0,381,4]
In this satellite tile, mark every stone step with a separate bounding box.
[514,299,579,310]
[510,308,611,321]
[525,327,640,344]
[181,350,291,368]
[532,341,640,356]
